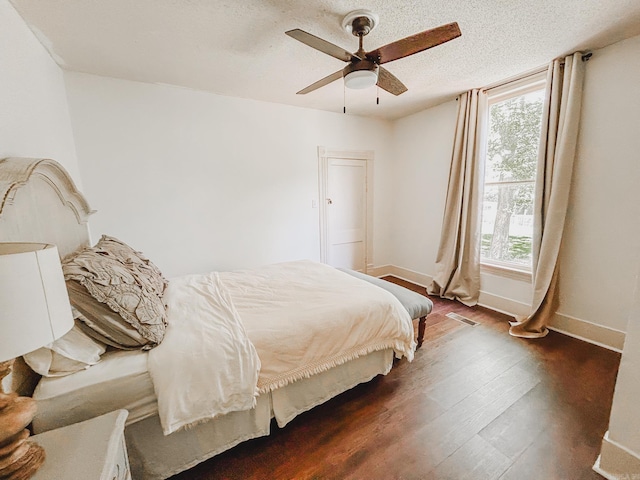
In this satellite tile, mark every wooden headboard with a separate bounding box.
[0,157,95,395]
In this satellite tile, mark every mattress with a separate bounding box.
[32,349,156,433]
[32,346,394,433]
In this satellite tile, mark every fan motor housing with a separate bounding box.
[343,59,378,76]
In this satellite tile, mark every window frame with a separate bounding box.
[479,71,547,282]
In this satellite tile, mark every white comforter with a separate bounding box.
[149,261,415,435]
[220,261,415,392]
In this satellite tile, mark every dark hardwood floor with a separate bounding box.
[171,277,621,480]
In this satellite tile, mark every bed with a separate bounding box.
[0,157,421,479]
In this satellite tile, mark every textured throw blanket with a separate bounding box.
[148,272,260,435]
[219,261,415,393]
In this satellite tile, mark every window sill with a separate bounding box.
[481,263,532,283]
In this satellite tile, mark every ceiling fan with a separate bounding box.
[285,10,461,96]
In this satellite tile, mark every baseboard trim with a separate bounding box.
[370,264,626,352]
[594,431,640,478]
[371,265,432,289]
[550,312,625,353]
[366,264,392,278]
[477,291,529,318]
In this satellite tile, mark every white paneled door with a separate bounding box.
[325,158,368,271]
[318,148,373,273]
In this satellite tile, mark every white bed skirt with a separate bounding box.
[126,394,272,480]
[33,349,393,480]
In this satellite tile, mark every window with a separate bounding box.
[480,73,546,275]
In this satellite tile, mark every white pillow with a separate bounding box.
[23,324,106,377]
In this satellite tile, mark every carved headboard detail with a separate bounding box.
[0,157,95,395]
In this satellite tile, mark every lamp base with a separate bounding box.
[0,360,45,480]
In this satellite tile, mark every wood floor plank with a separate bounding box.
[478,381,559,460]
[424,337,529,409]
[420,313,467,344]
[415,327,525,392]
[170,282,621,480]
[498,425,607,480]
[345,362,542,480]
[408,363,540,467]
[427,434,512,480]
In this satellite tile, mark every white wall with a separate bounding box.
[0,0,79,393]
[579,42,640,470]
[64,73,395,277]
[389,101,458,274]
[389,33,640,346]
[0,1,79,183]
[596,266,640,477]
[558,34,640,334]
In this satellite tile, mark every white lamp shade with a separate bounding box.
[344,69,379,89]
[0,243,74,362]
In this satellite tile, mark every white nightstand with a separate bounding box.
[30,409,131,480]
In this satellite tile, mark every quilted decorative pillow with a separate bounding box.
[62,235,168,349]
[66,280,156,349]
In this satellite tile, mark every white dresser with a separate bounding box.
[30,409,130,480]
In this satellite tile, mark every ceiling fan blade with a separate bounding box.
[366,22,461,65]
[296,70,343,95]
[377,67,408,96]
[286,29,358,63]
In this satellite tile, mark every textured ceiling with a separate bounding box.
[9,0,640,120]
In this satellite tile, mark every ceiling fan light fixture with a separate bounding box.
[344,69,378,89]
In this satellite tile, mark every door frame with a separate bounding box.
[318,146,374,273]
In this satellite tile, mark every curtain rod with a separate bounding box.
[481,65,547,93]
[481,51,593,93]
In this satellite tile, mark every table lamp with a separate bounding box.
[0,243,74,480]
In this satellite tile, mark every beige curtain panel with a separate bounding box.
[428,89,487,306]
[510,52,586,338]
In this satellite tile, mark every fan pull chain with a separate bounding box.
[343,83,346,114]
[377,85,380,105]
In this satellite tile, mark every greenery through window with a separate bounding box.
[481,77,545,272]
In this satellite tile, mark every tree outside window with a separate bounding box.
[481,82,545,272]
